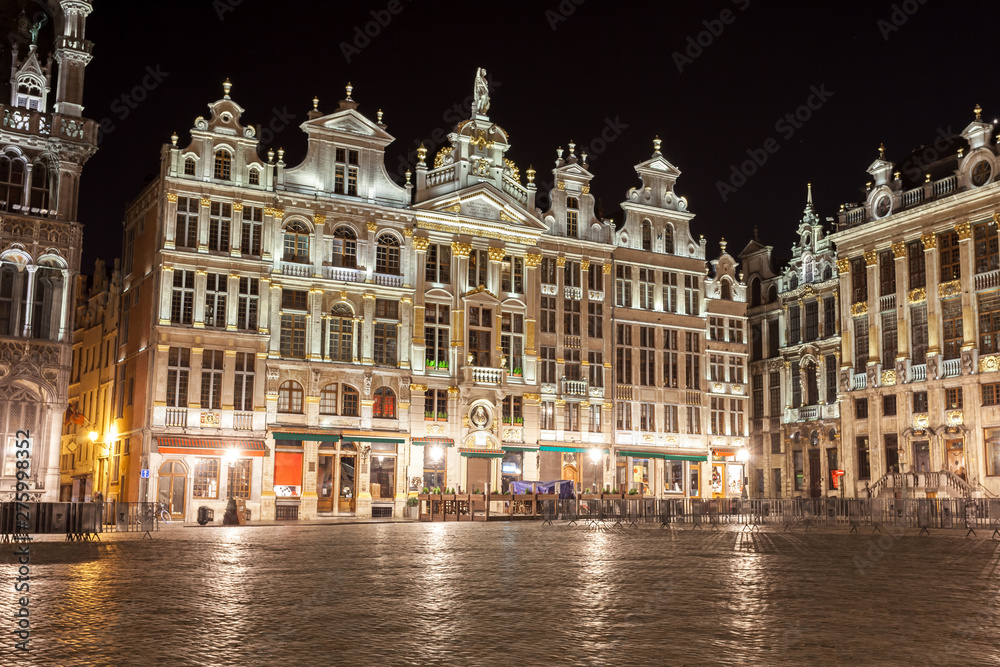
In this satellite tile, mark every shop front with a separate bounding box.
[500,446,536,493]
[152,436,266,523]
[618,450,708,497]
[412,437,454,491]
[710,449,744,498]
[539,445,607,493]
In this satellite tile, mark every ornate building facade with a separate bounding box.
[832,107,1000,498]
[114,70,747,520]
[0,2,96,500]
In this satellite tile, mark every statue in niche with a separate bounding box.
[471,404,488,429]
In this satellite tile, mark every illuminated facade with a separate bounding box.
[0,2,96,500]
[832,107,1000,498]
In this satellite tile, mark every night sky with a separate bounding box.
[59,0,1000,273]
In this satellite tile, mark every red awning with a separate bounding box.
[411,437,455,446]
[274,452,303,487]
[157,437,266,457]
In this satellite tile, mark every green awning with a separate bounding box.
[460,451,505,458]
[274,432,341,443]
[539,445,608,453]
[619,450,707,462]
[501,445,538,452]
[341,436,406,444]
[664,454,708,462]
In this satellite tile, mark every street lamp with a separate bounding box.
[88,431,98,442]
[588,447,602,492]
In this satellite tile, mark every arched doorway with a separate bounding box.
[157,461,187,519]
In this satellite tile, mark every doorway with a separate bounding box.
[157,461,186,519]
[339,455,356,513]
[467,457,490,493]
[946,440,966,479]
[913,441,930,473]
[885,441,900,473]
[808,449,821,498]
[317,455,335,513]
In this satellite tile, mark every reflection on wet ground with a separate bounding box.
[3,523,1000,666]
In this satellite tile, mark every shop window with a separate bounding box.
[986,428,1000,476]
[631,458,650,494]
[664,461,683,493]
[423,443,446,490]
[373,387,396,419]
[227,459,252,500]
[274,451,303,497]
[193,458,220,499]
[370,454,395,500]
[827,449,839,490]
[793,450,804,490]
[501,452,523,493]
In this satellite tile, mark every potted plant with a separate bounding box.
[425,410,434,421]
[438,359,449,370]
[514,416,523,425]
[406,496,419,518]
[437,411,448,421]
[426,358,436,368]
[628,488,639,496]
[512,366,523,377]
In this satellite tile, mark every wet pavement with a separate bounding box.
[2,522,1000,666]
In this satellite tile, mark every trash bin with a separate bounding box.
[197,506,214,526]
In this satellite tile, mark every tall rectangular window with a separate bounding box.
[588,263,604,292]
[540,296,556,333]
[237,278,259,331]
[639,326,655,386]
[945,387,963,410]
[805,301,819,342]
[978,292,1000,354]
[789,304,801,345]
[587,303,603,338]
[855,397,869,418]
[234,352,254,411]
[685,332,700,390]
[425,244,452,284]
[241,205,263,257]
[794,450,805,490]
[879,249,895,296]
[616,403,632,430]
[854,316,869,366]
[467,305,492,367]
[166,347,189,407]
[942,299,963,360]
[540,402,555,430]
[171,269,195,325]
[791,361,801,408]
[540,257,557,285]
[857,437,871,480]
[751,323,763,360]
[883,394,897,416]
[913,391,928,413]
[752,374,764,418]
[768,319,780,357]
[881,312,897,366]
[823,296,837,338]
[684,274,699,316]
[825,354,837,403]
[502,396,523,425]
[615,265,632,307]
[200,349,224,410]
[280,314,306,358]
[975,222,999,274]
[663,329,678,388]
[208,202,231,253]
[911,305,928,365]
[204,273,228,329]
[193,459,220,499]
[907,239,925,289]
[563,299,581,336]
[729,319,744,343]
[729,399,744,436]
[373,323,397,366]
[640,403,655,431]
[540,346,556,384]
[664,405,679,433]
[565,402,581,431]
[468,249,488,288]
[710,397,724,435]
[709,317,722,341]
[768,371,780,417]
[638,268,655,309]
[564,348,581,381]
[710,354,724,382]
[728,356,744,384]
[175,196,198,249]
[662,271,677,313]
[588,352,604,388]
[423,304,449,369]
[939,230,961,282]
[615,324,632,383]
[686,406,701,435]
[500,312,524,375]
[851,257,867,303]
[501,255,524,293]
[564,260,581,289]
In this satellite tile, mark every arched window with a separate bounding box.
[328,303,354,362]
[31,262,62,340]
[320,384,339,415]
[376,234,400,275]
[822,265,832,281]
[277,380,303,413]
[213,149,232,181]
[283,221,310,263]
[766,285,778,303]
[720,280,731,300]
[641,220,653,251]
[750,278,761,307]
[331,227,357,268]
[29,162,49,210]
[663,225,674,254]
[184,158,196,176]
[341,385,359,417]
[789,275,799,290]
[803,256,814,283]
[0,156,25,208]
[248,168,260,185]
[373,387,396,419]
[0,264,20,336]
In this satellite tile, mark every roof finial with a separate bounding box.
[878,142,886,160]
[313,96,319,110]
[377,109,384,124]
[975,103,983,122]
[170,131,178,148]
[223,78,232,99]
[719,237,727,253]
[526,165,536,184]
[653,135,662,156]
[345,82,353,101]
[568,141,576,158]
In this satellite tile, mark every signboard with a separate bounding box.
[501,462,520,474]
[140,469,150,479]
[831,469,845,489]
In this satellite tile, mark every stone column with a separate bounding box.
[366,221,378,283]
[956,221,976,359]
[57,269,70,342]
[226,274,239,331]
[198,197,211,253]
[259,277,271,334]
[268,282,281,357]
[20,265,36,338]
[222,350,236,411]
[893,242,909,362]
[192,270,207,328]
[300,440,319,519]
[923,233,941,360]
[153,344,170,405]
[836,258,852,374]
[864,250,879,368]
[489,246,506,296]
[164,193,178,248]
[231,203,244,257]
[260,433,276,521]
[308,288,323,360]
[524,251,542,384]
[362,293,375,363]
[399,296,412,370]
[188,348,204,409]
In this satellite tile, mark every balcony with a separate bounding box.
[280,261,312,277]
[323,266,363,282]
[165,408,187,427]
[565,286,582,300]
[466,366,505,385]
[233,412,254,430]
[616,385,633,401]
[852,372,867,390]
[975,269,1000,292]
[562,379,587,396]
[564,335,580,349]
[910,364,926,382]
[373,272,403,288]
[879,294,895,312]
[799,405,819,421]
[942,358,961,378]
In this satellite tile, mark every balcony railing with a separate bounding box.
[562,380,587,396]
[942,358,961,378]
[799,405,819,421]
[933,175,957,197]
[852,372,867,390]
[902,187,923,207]
[280,261,312,277]
[468,366,504,385]
[564,335,580,349]
[165,408,187,427]
[975,269,1000,292]
[910,364,926,382]
[323,266,363,282]
[616,385,633,401]
[373,272,403,287]
[879,294,896,312]
[233,412,254,430]
[565,286,582,300]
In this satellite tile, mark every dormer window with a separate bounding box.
[248,168,260,185]
[334,147,359,196]
[641,220,653,251]
[184,158,196,176]
[15,77,43,111]
[720,281,732,300]
[566,196,579,237]
[214,150,232,181]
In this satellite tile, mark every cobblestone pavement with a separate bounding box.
[2,522,1000,666]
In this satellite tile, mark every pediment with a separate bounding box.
[307,109,393,142]
[635,154,681,177]
[416,182,547,231]
[555,162,595,181]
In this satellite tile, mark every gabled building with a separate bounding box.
[0,2,96,500]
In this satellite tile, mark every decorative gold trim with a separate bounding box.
[557,181,566,190]
[880,369,896,386]
[979,355,1000,373]
[200,197,211,208]
[314,214,326,225]
[891,242,906,259]
[274,209,285,220]
[367,221,378,232]
[403,227,413,237]
[955,221,972,240]
[524,252,542,267]
[863,250,877,267]
[921,233,936,250]
[939,280,961,298]
[908,287,926,304]
[836,257,850,273]
[555,257,566,267]
[581,186,590,195]
[232,202,243,212]
[488,246,506,262]
[451,242,472,257]
[603,263,612,274]
[850,301,868,316]
[580,260,590,271]
[166,193,178,203]
[409,384,428,392]
[412,236,430,252]
[946,410,964,426]
[523,393,540,402]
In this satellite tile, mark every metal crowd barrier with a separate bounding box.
[0,502,162,541]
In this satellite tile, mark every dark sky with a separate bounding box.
[66,0,1000,273]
